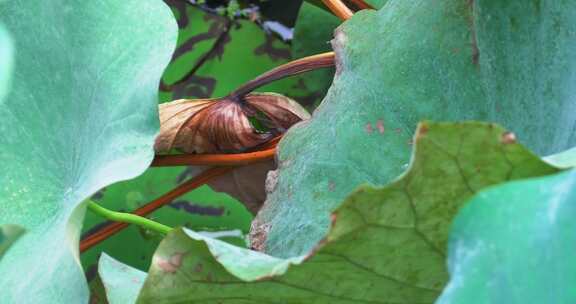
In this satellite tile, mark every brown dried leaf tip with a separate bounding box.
[155,93,310,154]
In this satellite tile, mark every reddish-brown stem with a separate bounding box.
[80,136,283,253]
[80,167,233,253]
[345,0,374,10]
[151,135,282,167]
[152,148,276,167]
[228,52,335,100]
[322,0,354,20]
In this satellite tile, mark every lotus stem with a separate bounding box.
[80,167,232,253]
[322,0,354,20]
[229,52,335,100]
[152,147,276,167]
[87,201,173,235]
[346,0,374,10]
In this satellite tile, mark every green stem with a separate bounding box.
[87,201,173,235]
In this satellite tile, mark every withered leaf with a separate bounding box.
[244,93,311,131]
[155,93,310,154]
[207,160,276,215]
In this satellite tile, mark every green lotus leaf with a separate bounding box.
[254,0,576,258]
[0,1,176,302]
[101,121,559,303]
[438,169,576,303]
[291,0,387,109]
[99,253,147,304]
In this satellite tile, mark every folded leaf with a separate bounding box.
[438,169,576,303]
[208,160,276,214]
[544,147,576,168]
[254,0,576,258]
[0,1,176,302]
[99,253,147,304]
[156,93,309,154]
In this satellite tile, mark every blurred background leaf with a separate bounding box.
[159,0,322,109]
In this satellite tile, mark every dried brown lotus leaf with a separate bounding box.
[207,160,276,214]
[244,93,311,130]
[154,99,215,153]
[177,100,269,153]
[155,93,310,154]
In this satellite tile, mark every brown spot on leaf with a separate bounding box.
[501,132,517,144]
[156,258,178,273]
[249,221,271,252]
[420,124,429,134]
[330,213,338,226]
[366,120,385,134]
[155,252,186,274]
[365,123,373,134]
[416,123,429,140]
[265,170,279,194]
[376,119,385,134]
